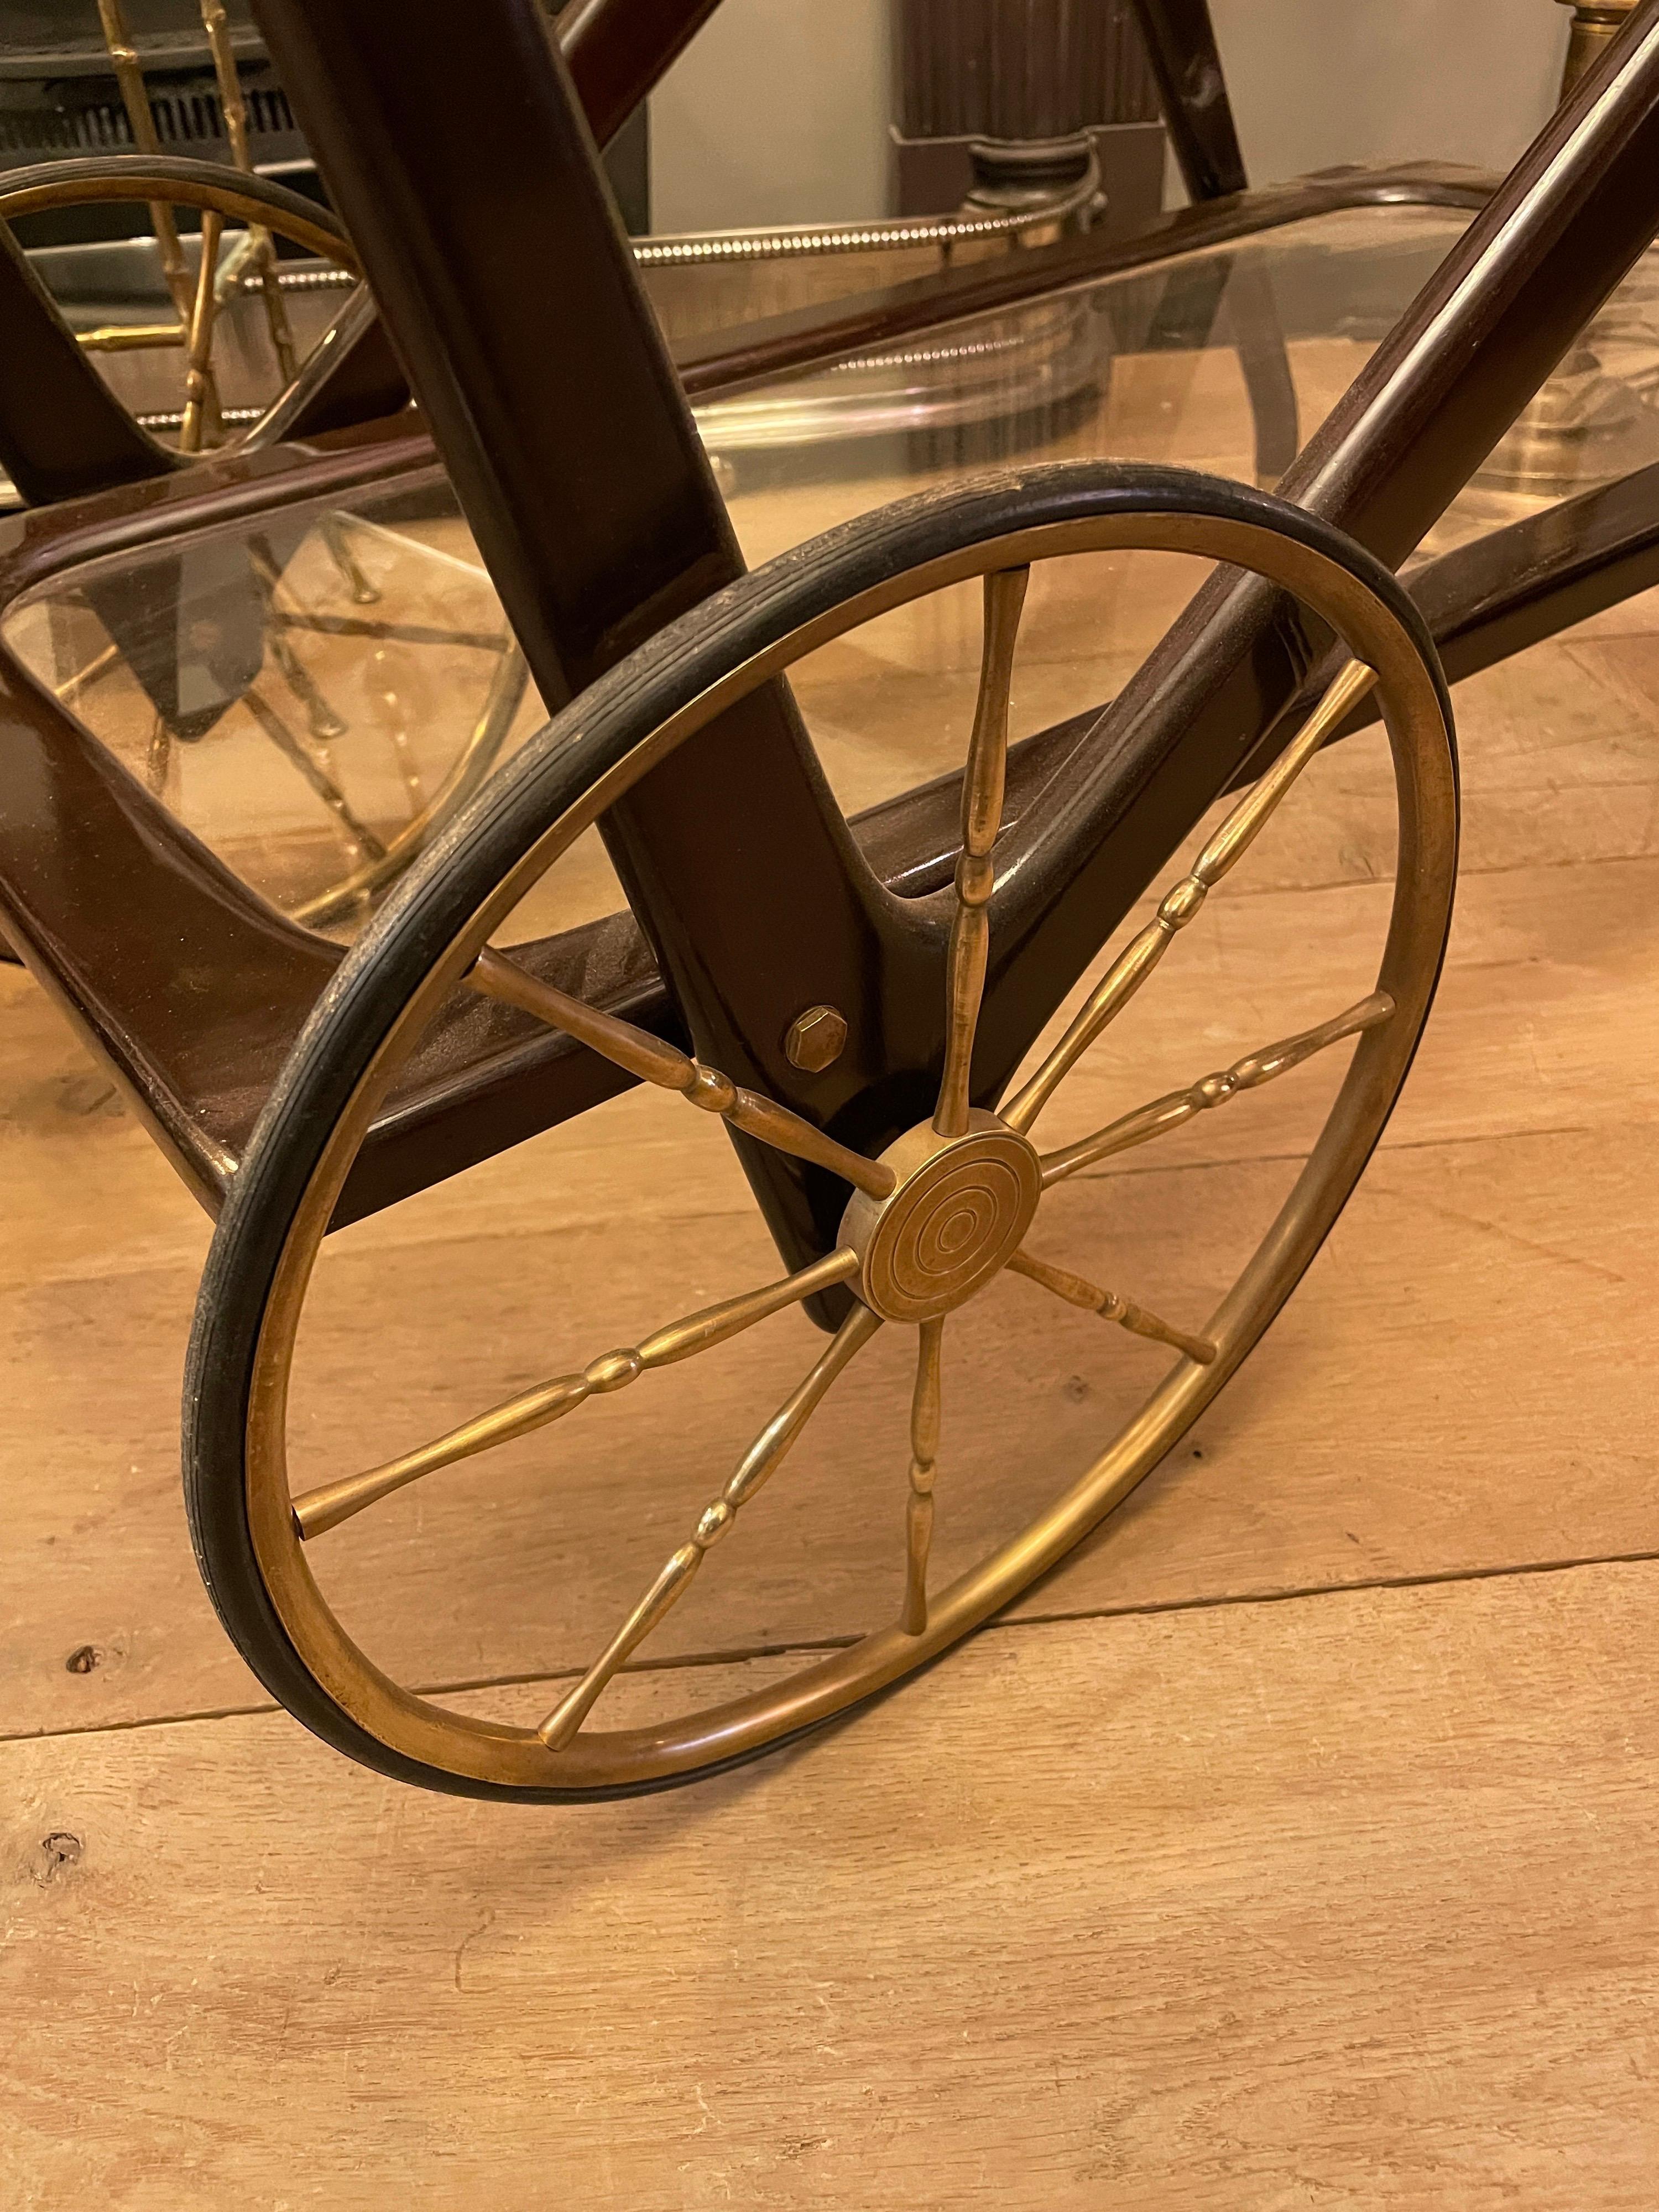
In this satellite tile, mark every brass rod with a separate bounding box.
[1556,0,1639,97]
[935,566,1029,1139]
[1008,1248,1215,1364]
[246,539,351,739]
[268,625,348,740]
[95,0,194,322]
[285,641,526,931]
[75,321,186,353]
[1039,989,1396,1189]
[53,640,122,707]
[472,950,896,1199]
[199,0,298,380]
[293,1246,861,1540]
[539,1302,882,1749]
[178,205,224,452]
[901,1317,944,1634]
[198,0,248,153]
[1002,660,1379,1135]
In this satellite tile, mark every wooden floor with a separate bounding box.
[6,364,1659,2197]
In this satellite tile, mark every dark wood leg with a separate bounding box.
[1126,5,1296,479]
[260,0,728,444]
[252,0,937,1281]
[1224,259,1301,484]
[989,4,1659,1048]
[1127,0,1247,200]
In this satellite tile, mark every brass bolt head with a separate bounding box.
[784,1003,848,1073]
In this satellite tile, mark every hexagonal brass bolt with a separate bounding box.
[784,1004,848,1073]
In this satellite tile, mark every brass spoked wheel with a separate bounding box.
[3,155,530,931]
[0,154,362,451]
[185,461,1458,1801]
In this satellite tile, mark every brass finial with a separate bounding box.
[1556,0,1640,96]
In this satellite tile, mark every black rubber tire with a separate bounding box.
[184,458,1455,1801]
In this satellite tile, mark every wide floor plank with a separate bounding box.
[4,1561,1656,2208]
[9,1113,1657,1743]
[6,811,1657,1734]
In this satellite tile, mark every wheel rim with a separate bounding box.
[0,156,357,270]
[0,154,360,461]
[193,475,1458,1796]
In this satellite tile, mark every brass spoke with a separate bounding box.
[144,713,171,800]
[246,543,352,742]
[1001,659,1378,1135]
[77,322,185,354]
[472,949,895,1201]
[53,639,122,709]
[901,1318,943,1635]
[293,1246,861,1540]
[243,687,387,861]
[273,614,506,653]
[540,1301,883,1749]
[935,566,1029,1138]
[1039,990,1395,1190]
[320,514,382,606]
[1009,1248,1216,1364]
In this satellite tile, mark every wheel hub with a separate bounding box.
[840,1109,1042,1322]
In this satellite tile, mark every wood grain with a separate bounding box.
[10,1113,1658,1744]
[4,1561,1657,2207]
[7,778,1658,1735]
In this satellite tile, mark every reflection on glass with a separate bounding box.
[3,478,541,934]
[11,200,1659,933]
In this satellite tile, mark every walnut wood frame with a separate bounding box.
[0,0,1656,1247]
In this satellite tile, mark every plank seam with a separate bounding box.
[8,1546,1658,1749]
